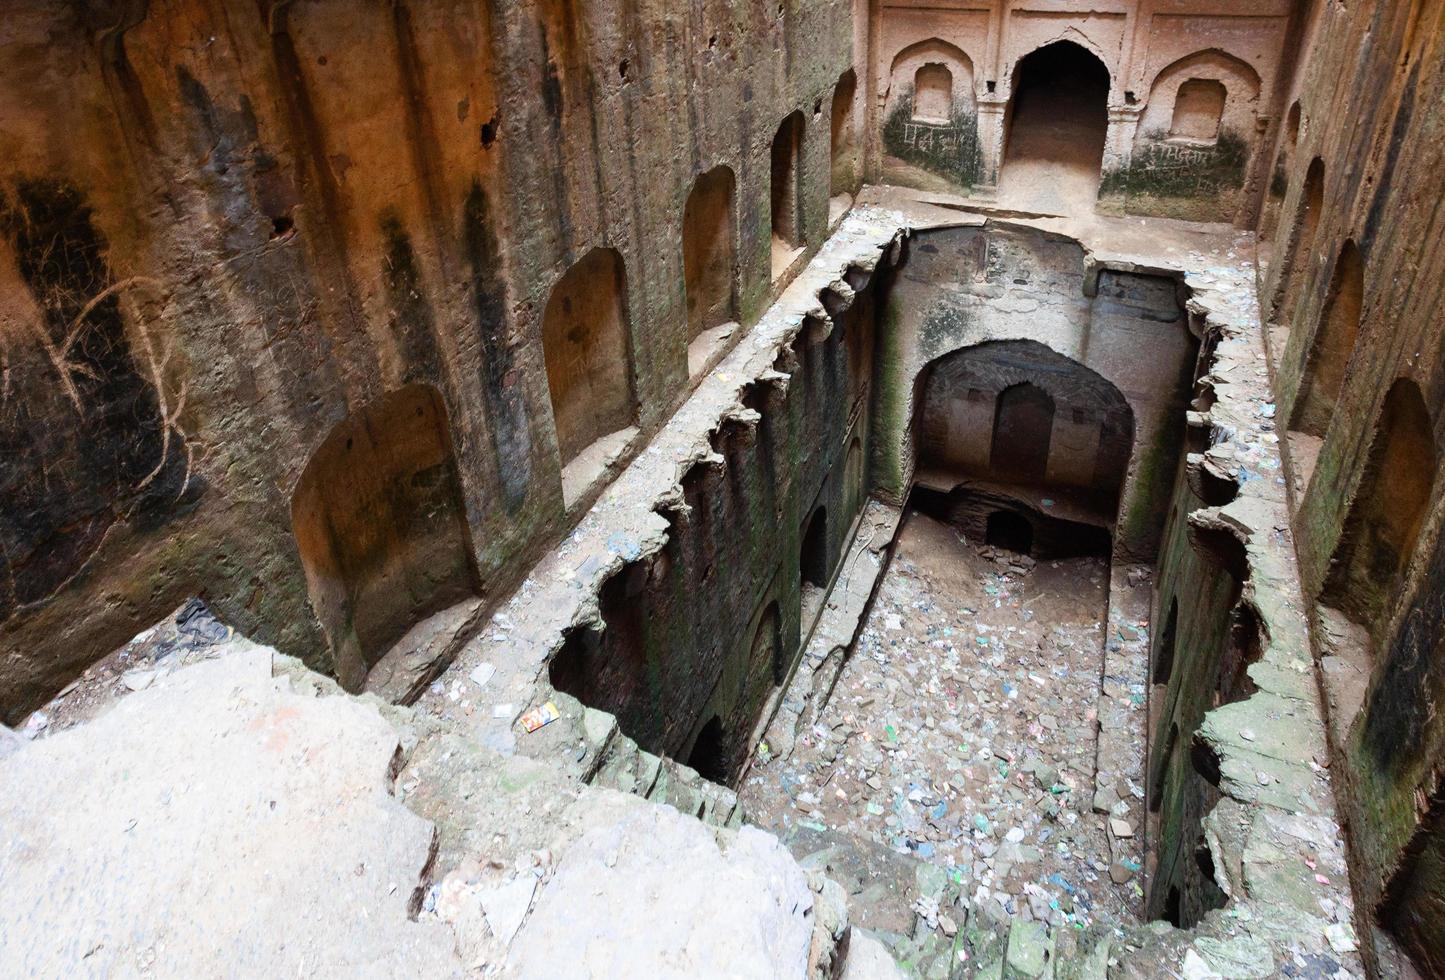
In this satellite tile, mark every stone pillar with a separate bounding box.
[975,95,1009,195]
[1103,105,1144,176]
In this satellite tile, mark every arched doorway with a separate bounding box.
[687,715,728,782]
[998,41,1111,211]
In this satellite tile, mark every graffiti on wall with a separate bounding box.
[1100,129,1249,221]
[882,95,983,189]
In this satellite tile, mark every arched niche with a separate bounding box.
[1276,158,1326,326]
[291,384,480,692]
[1138,49,1262,146]
[914,63,953,123]
[770,111,806,252]
[541,246,637,470]
[682,165,738,347]
[884,38,976,125]
[1170,79,1226,141]
[1321,377,1436,642]
[1293,239,1364,438]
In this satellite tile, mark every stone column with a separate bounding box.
[974,94,1009,195]
[1103,104,1145,176]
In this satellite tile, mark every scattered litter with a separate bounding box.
[519,702,561,733]
[469,663,497,688]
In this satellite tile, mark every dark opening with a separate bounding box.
[1002,41,1110,189]
[546,561,654,740]
[800,507,829,587]
[908,485,1111,559]
[1193,838,1230,911]
[1164,887,1182,927]
[687,715,727,782]
[1190,732,1222,787]
[990,382,1055,483]
[1219,601,1264,704]
[1196,463,1239,507]
[549,625,602,703]
[1154,597,1179,685]
[985,510,1033,554]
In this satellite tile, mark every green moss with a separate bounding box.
[1099,129,1249,221]
[1121,417,1176,550]
[869,302,911,502]
[881,95,982,189]
[1269,161,1288,198]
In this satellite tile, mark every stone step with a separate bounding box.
[593,733,641,793]
[557,703,745,830]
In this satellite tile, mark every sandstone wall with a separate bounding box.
[1261,0,1445,970]
[867,0,1296,221]
[0,0,858,721]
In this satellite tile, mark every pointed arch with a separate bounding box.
[885,37,977,119]
[1006,30,1116,95]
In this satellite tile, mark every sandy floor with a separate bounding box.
[741,512,1145,930]
[996,85,1108,216]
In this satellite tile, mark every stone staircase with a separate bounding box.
[591,729,746,830]
[519,691,744,830]
[524,694,1117,978]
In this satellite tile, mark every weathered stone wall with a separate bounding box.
[549,272,879,779]
[1260,0,1445,969]
[1146,436,1254,927]
[871,223,1195,560]
[867,0,1295,218]
[0,0,859,721]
